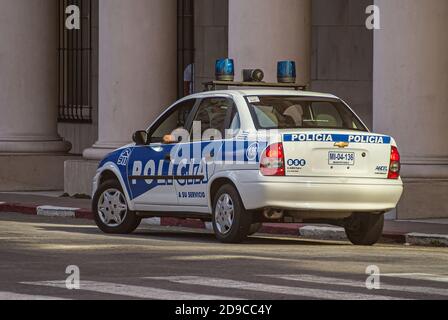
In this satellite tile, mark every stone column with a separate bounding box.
[83,0,177,160]
[373,0,448,218]
[0,0,71,154]
[228,0,311,84]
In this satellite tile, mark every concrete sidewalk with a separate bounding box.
[1,192,447,247]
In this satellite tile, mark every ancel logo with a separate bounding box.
[375,166,388,174]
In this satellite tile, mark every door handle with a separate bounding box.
[164,153,171,162]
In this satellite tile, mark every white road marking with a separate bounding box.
[381,273,448,283]
[264,274,448,297]
[145,276,407,300]
[22,280,241,300]
[0,291,68,300]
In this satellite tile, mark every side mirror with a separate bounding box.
[133,130,149,146]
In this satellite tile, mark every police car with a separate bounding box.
[92,62,403,245]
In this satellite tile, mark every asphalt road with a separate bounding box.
[0,213,447,300]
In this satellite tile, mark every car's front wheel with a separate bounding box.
[93,179,141,234]
[212,185,252,243]
[344,213,384,246]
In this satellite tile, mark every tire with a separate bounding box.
[344,213,384,246]
[212,184,252,243]
[248,223,262,236]
[92,179,141,234]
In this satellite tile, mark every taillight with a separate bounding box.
[260,143,285,176]
[388,146,401,179]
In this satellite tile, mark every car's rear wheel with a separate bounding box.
[344,213,384,246]
[212,185,252,243]
[93,179,141,234]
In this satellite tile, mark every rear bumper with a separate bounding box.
[236,171,403,213]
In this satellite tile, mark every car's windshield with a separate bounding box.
[246,96,367,131]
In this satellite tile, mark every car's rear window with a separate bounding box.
[246,96,367,131]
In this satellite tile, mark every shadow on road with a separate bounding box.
[37,223,347,247]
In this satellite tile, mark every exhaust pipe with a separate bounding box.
[263,209,284,220]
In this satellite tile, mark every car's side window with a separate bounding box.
[191,97,233,141]
[150,99,196,143]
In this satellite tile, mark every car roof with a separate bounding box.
[188,89,340,100]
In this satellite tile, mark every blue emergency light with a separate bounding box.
[277,61,296,83]
[215,58,235,81]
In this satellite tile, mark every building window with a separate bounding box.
[58,0,93,123]
[177,0,195,98]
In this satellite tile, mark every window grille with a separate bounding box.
[58,0,93,123]
[177,0,195,98]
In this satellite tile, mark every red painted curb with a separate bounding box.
[381,232,407,244]
[75,209,94,220]
[160,217,206,229]
[0,203,37,215]
[260,224,302,236]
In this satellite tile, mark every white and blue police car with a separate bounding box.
[92,61,403,245]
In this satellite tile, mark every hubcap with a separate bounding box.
[215,193,234,235]
[97,189,128,227]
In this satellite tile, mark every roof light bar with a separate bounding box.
[215,59,235,81]
[206,59,306,91]
[277,61,297,84]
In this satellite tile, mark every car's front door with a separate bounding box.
[127,99,197,206]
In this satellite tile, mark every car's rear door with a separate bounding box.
[174,96,236,207]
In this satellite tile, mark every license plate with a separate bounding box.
[329,152,355,166]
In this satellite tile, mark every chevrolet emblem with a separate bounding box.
[334,142,350,148]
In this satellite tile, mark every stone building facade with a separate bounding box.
[0,0,447,219]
